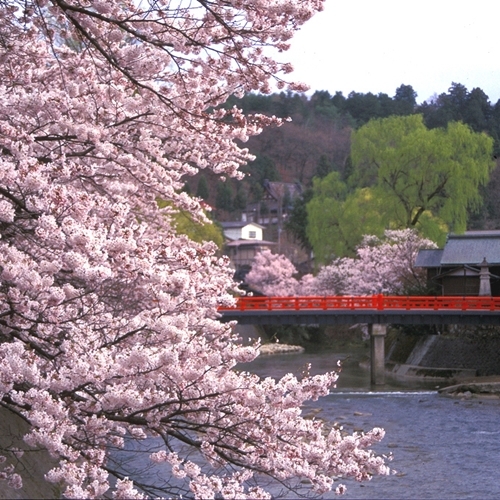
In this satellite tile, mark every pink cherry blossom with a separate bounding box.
[315,230,436,295]
[0,1,389,498]
[245,249,316,296]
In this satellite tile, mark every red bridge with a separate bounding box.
[221,294,500,312]
[219,295,500,386]
[218,295,500,326]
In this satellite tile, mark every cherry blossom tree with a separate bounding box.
[245,250,299,296]
[315,229,437,296]
[245,250,316,297]
[0,1,389,498]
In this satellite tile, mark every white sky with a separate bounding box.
[283,0,500,104]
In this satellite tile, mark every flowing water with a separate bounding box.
[243,349,500,499]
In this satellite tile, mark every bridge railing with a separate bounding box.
[219,295,500,312]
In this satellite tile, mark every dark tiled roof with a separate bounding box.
[415,249,444,267]
[225,239,275,247]
[415,231,500,267]
[220,221,265,229]
[448,230,500,238]
[441,232,500,265]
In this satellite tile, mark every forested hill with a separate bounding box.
[229,83,500,174]
[206,83,500,231]
[230,82,500,153]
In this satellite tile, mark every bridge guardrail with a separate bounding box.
[219,295,500,312]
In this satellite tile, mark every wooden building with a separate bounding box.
[243,180,303,225]
[220,221,275,270]
[415,231,500,296]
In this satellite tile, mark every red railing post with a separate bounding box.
[377,294,384,310]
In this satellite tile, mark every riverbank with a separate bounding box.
[385,328,500,385]
[243,322,500,398]
[258,340,500,399]
[259,343,305,355]
[438,375,500,398]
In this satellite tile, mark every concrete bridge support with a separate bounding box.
[369,324,387,385]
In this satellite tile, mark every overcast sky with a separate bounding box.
[282,0,500,104]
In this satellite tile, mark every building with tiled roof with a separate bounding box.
[220,221,275,270]
[415,231,500,296]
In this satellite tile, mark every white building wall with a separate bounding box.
[241,224,263,240]
[224,228,243,241]
[223,223,264,241]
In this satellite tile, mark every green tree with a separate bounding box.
[306,173,387,262]
[462,87,491,133]
[285,189,313,251]
[393,84,417,115]
[306,172,349,262]
[157,199,224,247]
[344,91,384,125]
[196,175,210,200]
[215,182,233,211]
[306,115,495,263]
[315,154,335,178]
[310,90,339,121]
[351,114,495,239]
[233,184,248,210]
[174,210,224,247]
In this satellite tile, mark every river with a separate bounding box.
[243,348,500,499]
[114,346,500,499]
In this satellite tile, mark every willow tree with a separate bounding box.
[306,115,494,263]
[306,173,387,262]
[351,115,495,237]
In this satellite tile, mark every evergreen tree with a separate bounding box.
[285,189,314,251]
[196,175,210,200]
[393,84,417,115]
[233,185,248,210]
[315,154,335,178]
[215,182,233,211]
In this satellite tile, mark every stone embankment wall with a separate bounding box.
[385,326,500,381]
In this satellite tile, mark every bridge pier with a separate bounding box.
[369,324,387,385]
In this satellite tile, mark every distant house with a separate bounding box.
[415,231,500,296]
[220,221,275,270]
[220,221,265,242]
[244,180,303,225]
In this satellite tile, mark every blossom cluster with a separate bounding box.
[0,1,389,498]
[314,229,437,295]
[245,249,315,296]
[245,230,435,298]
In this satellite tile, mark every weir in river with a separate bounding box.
[241,348,500,500]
